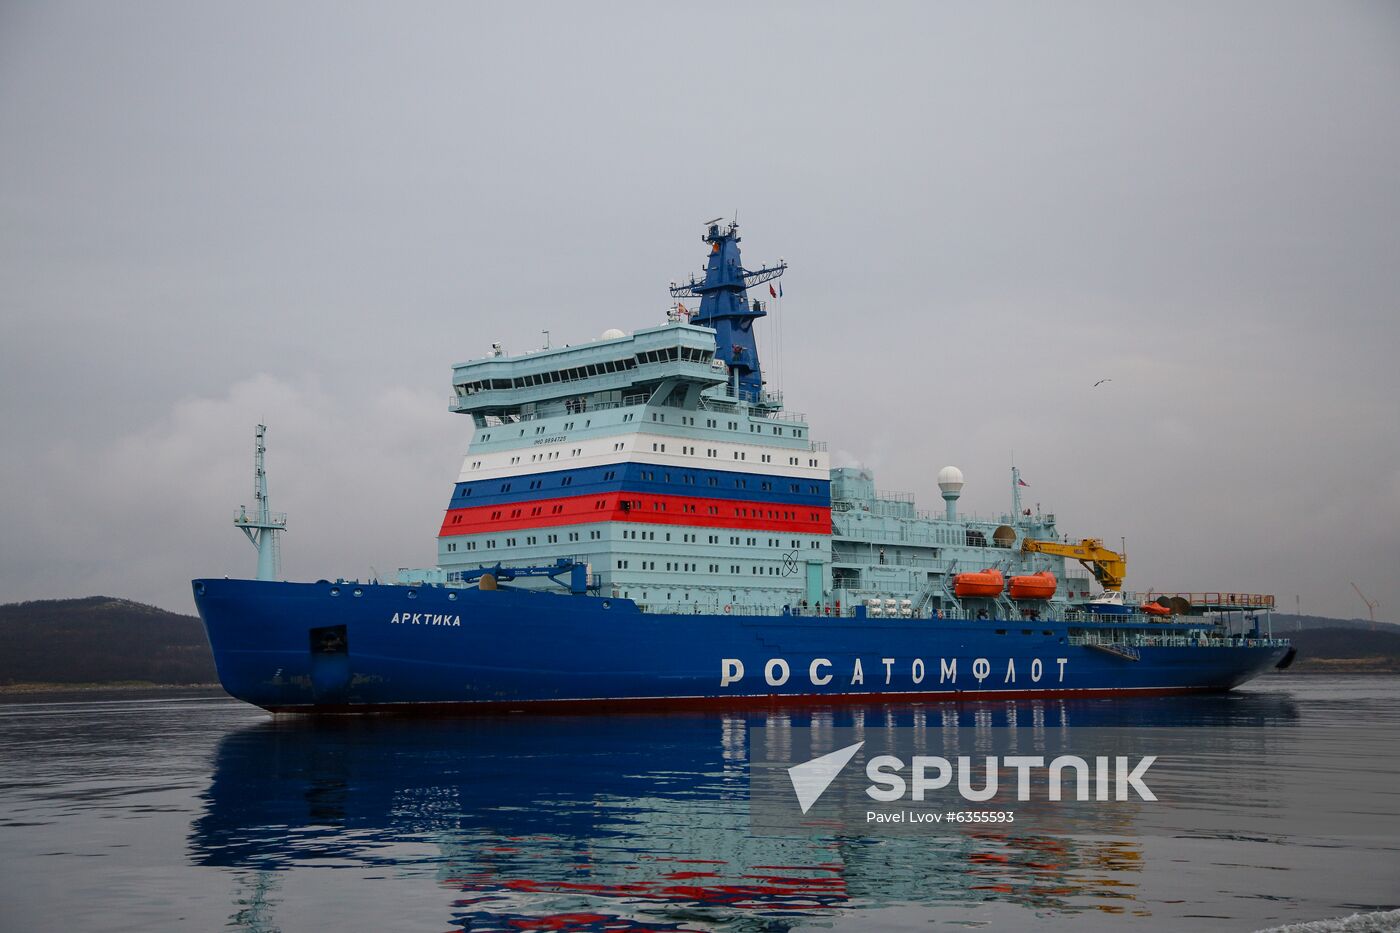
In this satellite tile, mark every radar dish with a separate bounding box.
[600,328,626,340]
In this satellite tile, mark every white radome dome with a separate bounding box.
[937,465,965,492]
[600,328,627,340]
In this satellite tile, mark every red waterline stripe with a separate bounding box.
[438,493,832,537]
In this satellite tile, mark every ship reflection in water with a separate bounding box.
[190,692,1305,932]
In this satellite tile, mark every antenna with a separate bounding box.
[1350,581,1380,631]
[233,424,287,580]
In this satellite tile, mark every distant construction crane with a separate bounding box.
[1350,582,1379,631]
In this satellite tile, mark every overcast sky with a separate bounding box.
[2,1,1397,620]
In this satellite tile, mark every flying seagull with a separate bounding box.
[1093,378,1112,388]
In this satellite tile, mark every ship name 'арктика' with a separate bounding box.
[193,220,1293,713]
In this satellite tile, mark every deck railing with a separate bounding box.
[1142,592,1276,609]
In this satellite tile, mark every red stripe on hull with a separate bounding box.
[266,684,1225,717]
[439,493,832,537]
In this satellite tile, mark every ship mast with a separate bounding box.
[670,219,785,404]
[1011,464,1024,524]
[234,424,287,580]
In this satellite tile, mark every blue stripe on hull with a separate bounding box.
[450,463,829,509]
[192,578,1289,713]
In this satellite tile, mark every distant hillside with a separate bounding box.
[0,597,216,686]
[1268,613,1390,633]
[1285,627,1400,673]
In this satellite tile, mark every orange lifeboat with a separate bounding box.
[1139,601,1171,617]
[1009,571,1057,600]
[954,569,1004,599]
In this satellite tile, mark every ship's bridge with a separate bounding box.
[449,324,726,424]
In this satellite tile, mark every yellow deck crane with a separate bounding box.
[1022,537,1127,592]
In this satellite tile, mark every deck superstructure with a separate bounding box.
[434,222,831,614]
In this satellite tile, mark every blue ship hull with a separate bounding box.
[192,578,1290,714]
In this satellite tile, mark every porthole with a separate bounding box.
[601,600,611,610]
[330,587,340,596]
[352,588,363,597]
[448,592,458,601]
[407,590,418,599]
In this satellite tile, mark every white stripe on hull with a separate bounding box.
[458,431,830,483]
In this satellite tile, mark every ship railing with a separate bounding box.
[752,407,808,423]
[712,384,787,407]
[1069,632,1290,649]
[634,602,811,617]
[831,526,979,548]
[1141,591,1276,609]
[831,550,955,572]
[697,397,741,414]
[463,394,655,421]
[234,509,287,527]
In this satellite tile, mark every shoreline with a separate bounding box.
[0,682,224,696]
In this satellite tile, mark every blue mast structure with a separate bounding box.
[234,424,286,581]
[670,219,785,403]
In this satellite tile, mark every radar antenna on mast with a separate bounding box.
[669,219,787,405]
[234,424,287,581]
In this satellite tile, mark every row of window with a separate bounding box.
[446,528,601,552]
[449,496,822,524]
[447,529,827,551]
[469,443,822,471]
[459,345,712,399]
[613,561,805,577]
[456,357,641,395]
[473,410,806,445]
[457,473,824,498]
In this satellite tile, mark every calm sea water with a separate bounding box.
[1,676,1398,933]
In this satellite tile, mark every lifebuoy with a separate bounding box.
[724,604,732,614]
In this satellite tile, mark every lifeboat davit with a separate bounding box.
[1139,601,1171,617]
[954,569,1004,599]
[1008,571,1057,600]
